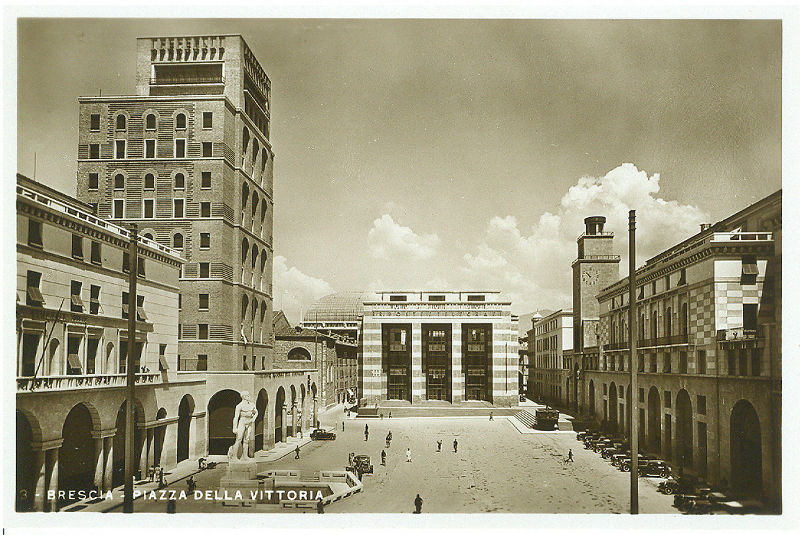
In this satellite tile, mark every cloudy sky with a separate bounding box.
[16,19,781,324]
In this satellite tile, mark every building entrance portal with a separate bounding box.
[463,324,491,401]
[384,324,411,401]
[423,324,451,402]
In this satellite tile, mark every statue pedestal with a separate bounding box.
[219,443,261,507]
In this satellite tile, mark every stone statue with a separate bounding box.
[229,390,257,460]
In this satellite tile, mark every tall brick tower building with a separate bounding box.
[76,35,274,372]
[572,216,620,407]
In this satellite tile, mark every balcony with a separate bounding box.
[717,327,761,348]
[17,372,161,393]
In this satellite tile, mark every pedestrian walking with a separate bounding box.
[186,476,196,494]
[317,498,325,514]
[365,429,369,441]
[295,445,301,459]
[381,449,386,465]
[166,498,176,514]
[343,421,345,431]
[365,423,369,434]
[489,411,494,421]
[389,412,392,418]
[437,440,442,452]
[453,439,458,453]
[566,449,574,462]
[414,494,423,514]
[406,448,412,462]
[349,452,354,467]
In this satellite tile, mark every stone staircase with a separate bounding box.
[513,410,537,428]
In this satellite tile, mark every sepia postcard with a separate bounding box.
[4,6,793,533]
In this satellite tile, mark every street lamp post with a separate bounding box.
[124,224,138,513]
[628,210,639,515]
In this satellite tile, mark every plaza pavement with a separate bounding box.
[120,404,676,514]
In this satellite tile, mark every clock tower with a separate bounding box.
[572,216,620,353]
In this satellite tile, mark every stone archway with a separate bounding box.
[255,389,268,451]
[177,395,194,463]
[647,386,661,454]
[275,386,286,443]
[153,408,167,467]
[730,399,762,495]
[16,410,40,511]
[675,389,693,469]
[207,390,241,455]
[113,400,144,487]
[59,403,98,508]
[300,384,307,432]
[608,382,618,432]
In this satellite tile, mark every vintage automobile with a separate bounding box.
[534,409,559,430]
[619,454,655,472]
[348,454,373,474]
[658,475,699,495]
[310,428,337,440]
[582,431,602,443]
[576,431,588,441]
[610,452,629,467]
[584,435,607,449]
[593,438,614,452]
[600,443,626,459]
[638,460,671,478]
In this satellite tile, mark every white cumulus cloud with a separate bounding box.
[461,163,709,315]
[273,255,334,325]
[367,214,441,260]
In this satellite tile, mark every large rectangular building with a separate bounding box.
[15,174,204,511]
[361,291,519,407]
[76,34,274,373]
[528,309,573,407]
[574,191,781,509]
[72,35,317,462]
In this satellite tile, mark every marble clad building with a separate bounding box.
[361,291,519,406]
[16,174,194,511]
[574,191,781,509]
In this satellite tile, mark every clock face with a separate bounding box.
[582,267,598,285]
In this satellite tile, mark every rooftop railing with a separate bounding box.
[18,185,183,260]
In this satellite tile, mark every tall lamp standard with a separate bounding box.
[123,224,138,513]
[628,210,639,515]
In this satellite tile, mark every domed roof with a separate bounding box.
[303,291,375,322]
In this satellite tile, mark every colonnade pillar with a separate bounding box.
[280,402,287,443]
[45,446,60,511]
[32,449,47,511]
[103,436,114,492]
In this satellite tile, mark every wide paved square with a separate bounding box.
[269,414,676,514]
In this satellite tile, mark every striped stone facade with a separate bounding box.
[360,291,518,407]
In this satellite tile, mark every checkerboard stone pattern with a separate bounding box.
[712,280,763,332]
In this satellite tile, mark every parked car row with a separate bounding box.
[658,475,765,515]
[576,430,671,479]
